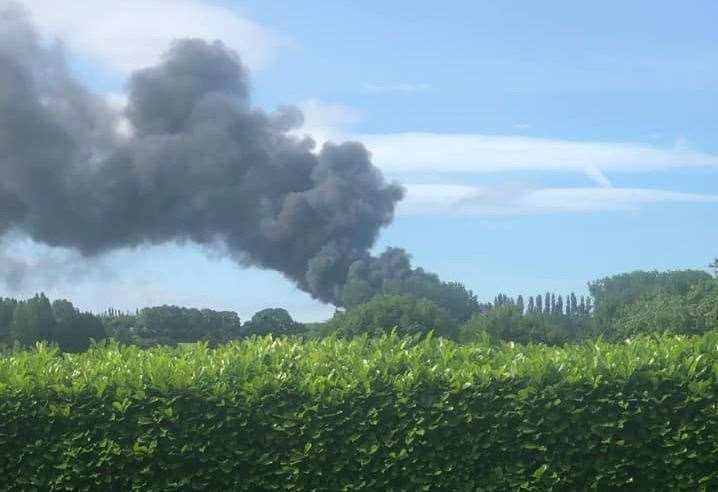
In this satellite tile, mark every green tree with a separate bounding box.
[242,308,305,337]
[54,312,106,352]
[52,299,77,323]
[101,313,138,345]
[325,294,459,340]
[134,306,242,346]
[386,277,479,322]
[589,270,712,322]
[10,294,55,346]
[50,299,105,352]
[569,293,578,316]
[0,297,18,344]
[606,279,718,339]
[342,258,480,323]
[543,292,556,315]
[460,303,581,345]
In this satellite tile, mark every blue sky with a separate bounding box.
[4,0,718,321]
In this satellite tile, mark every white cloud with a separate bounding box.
[363,82,430,93]
[17,0,283,72]
[359,133,718,177]
[400,184,718,216]
[294,100,718,187]
[584,164,613,188]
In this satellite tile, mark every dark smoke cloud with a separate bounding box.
[0,5,406,304]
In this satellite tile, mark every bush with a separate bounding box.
[1,333,718,490]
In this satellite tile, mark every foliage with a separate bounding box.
[136,305,243,346]
[0,297,18,344]
[589,269,712,322]
[340,248,481,322]
[0,295,107,350]
[382,275,480,322]
[49,299,106,353]
[1,333,718,489]
[54,315,106,353]
[2,266,716,351]
[607,280,718,340]
[461,292,594,345]
[323,294,459,339]
[460,305,593,345]
[101,313,138,345]
[241,308,306,337]
[10,293,55,346]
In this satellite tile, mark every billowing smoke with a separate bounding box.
[0,5,412,304]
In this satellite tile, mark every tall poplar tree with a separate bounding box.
[569,293,578,316]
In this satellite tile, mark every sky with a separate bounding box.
[2,0,717,321]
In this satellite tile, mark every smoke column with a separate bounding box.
[0,5,414,304]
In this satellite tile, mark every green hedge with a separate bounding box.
[1,333,718,490]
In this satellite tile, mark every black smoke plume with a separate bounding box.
[0,5,411,304]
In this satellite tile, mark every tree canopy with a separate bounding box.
[10,294,55,346]
[589,270,712,322]
[323,294,459,340]
[241,308,306,337]
[2,264,717,352]
[127,306,242,346]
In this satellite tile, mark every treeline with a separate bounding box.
[460,291,594,345]
[460,268,718,344]
[104,305,307,346]
[0,265,483,350]
[0,295,105,352]
[0,297,308,352]
[1,261,716,351]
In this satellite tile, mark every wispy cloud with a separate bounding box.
[359,133,718,179]
[294,100,718,187]
[400,184,718,216]
[17,0,284,72]
[583,165,613,188]
[363,83,430,93]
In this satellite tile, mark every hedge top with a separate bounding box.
[2,332,717,398]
